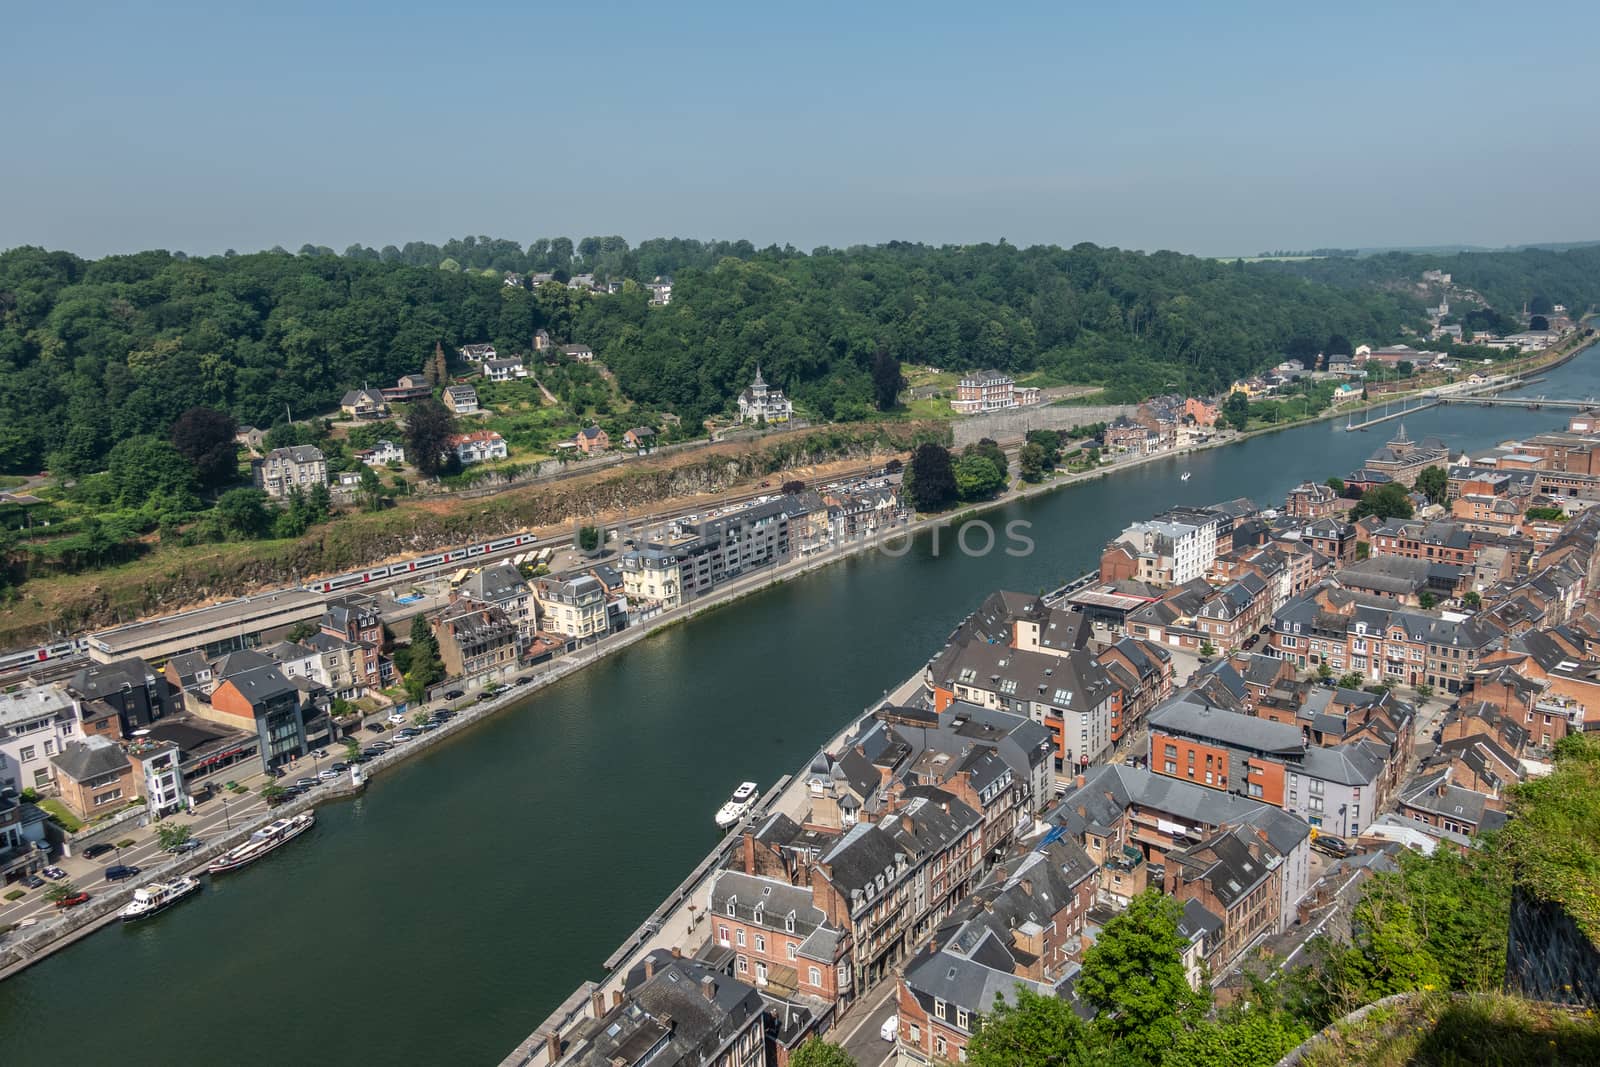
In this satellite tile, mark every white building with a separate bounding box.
[0,683,82,794]
[736,367,793,424]
[448,430,509,466]
[127,739,186,817]
[1113,515,1220,586]
[481,357,528,382]
[459,343,496,363]
[358,440,405,466]
[648,277,673,305]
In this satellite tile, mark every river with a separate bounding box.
[3,350,1598,1061]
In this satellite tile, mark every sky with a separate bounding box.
[4,0,1597,259]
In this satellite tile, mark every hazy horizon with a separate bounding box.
[6,1,1597,260]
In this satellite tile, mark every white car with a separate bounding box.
[880,1014,899,1042]
[387,712,407,726]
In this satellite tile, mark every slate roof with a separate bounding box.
[1149,692,1304,756]
[50,735,130,782]
[458,561,529,604]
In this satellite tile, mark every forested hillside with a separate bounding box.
[1261,244,1600,320]
[0,236,1583,476]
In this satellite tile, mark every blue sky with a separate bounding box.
[4,1,1596,257]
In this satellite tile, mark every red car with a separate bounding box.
[54,892,90,909]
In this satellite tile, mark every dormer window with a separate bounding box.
[726,899,737,917]
[785,911,796,933]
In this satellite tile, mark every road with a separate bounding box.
[833,982,900,1067]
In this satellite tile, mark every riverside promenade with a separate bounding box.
[498,668,929,1067]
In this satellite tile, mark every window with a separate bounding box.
[756,962,767,984]
[957,1010,969,1029]
[935,1036,947,1056]
[808,965,822,987]
[754,934,765,953]
[785,912,796,933]
[18,745,35,762]
[1248,782,1263,798]
[726,900,736,917]
[787,943,798,961]
[718,925,729,945]
[42,739,54,755]
[910,1025,921,1043]
[737,955,748,973]
[935,999,947,1021]
[735,929,745,947]
[1164,761,1177,774]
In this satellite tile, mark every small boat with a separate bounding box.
[208,812,315,874]
[1180,472,1191,482]
[715,782,760,830]
[120,876,202,922]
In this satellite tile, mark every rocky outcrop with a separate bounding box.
[1505,887,1600,1006]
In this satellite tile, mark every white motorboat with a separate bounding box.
[1180,471,1191,481]
[119,876,202,922]
[715,782,759,830]
[207,812,315,874]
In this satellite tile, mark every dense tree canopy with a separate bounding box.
[4,237,1589,476]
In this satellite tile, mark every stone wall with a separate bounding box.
[951,404,1136,447]
[1505,887,1600,1005]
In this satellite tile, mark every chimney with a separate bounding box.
[612,991,623,1008]
[543,1031,562,1062]
[1074,773,1086,789]
[591,989,606,1018]
[1020,878,1034,896]
[701,975,718,1002]
[644,955,657,980]
[670,946,682,959]
[742,829,756,874]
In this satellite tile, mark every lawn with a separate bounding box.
[1300,992,1600,1067]
[39,797,83,833]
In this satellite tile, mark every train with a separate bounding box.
[0,531,542,674]
[301,532,539,593]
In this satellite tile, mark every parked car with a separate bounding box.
[310,748,327,759]
[1312,835,1355,859]
[476,691,494,702]
[22,873,44,888]
[294,777,318,789]
[387,711,408,726]
[169,838,203,854]
[41,866,66,880]
[364,722,387,734]
[318,769,338,782]
[54,891,90,909]
[366,742,390,754]
[444,689,465,700]
[514,676,533,686]
[330,762,349,773]
[81,843,115,860]
[104,864,141,882]
[880,1015,899,1042]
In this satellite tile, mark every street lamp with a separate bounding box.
[221,793,232,831]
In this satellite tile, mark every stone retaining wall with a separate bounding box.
[951,403,1136,446]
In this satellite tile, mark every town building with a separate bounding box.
[456,562,537,646]
[648,277,673,305]
[481,357,528,382]
[443,384,480,415]
[707,868,852,1015]
[1101,512,1222,587]
[67,658,170,736]
[339,387,389,419]
[254,445,328,499]
[204,662,329,772]
[1349,424,1449,489]
[950,370,1039,414]
[1285,481,1341,520]
[382,372,433,404]
[624,426,658,453]
[449,430,508,465]
[356,439,405,466]
[0,790,49,883]
[49,735,136,821]
[534,574,609,642]
[736,367,794,424]
[431,603,519,678]
[125,737,186,816]
[459,343,496,363]
[576,426,609,454]
[560,344,595,362]
[0,683,81,794]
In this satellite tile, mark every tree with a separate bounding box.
[260,783,287,805]
[965,986,1094,1067]
[1463,590,1481,609]
[1325,476,1345,495]
[1419,591,1437,609]
[1165,999,1308,1067]
[788,1038,858,1067]
[1325,333,1354,356]
[405,399,458,478]
[1078,891,1209,1063]
[1414,466,1447,505]
[1317,662,1334,682]
[870,349,903,411]
[903,443,957,512]
[405,614,445,701]
[1338,671,1365,689]
[1019,442,1047,482]
[953,452,1006,501]
[344,737,361,762]
[781,479,805,494]
[1529,314,1550,331]
[1199,640,1218,658]
[169,406,239,490]
[1396,360,1414,378]
[1025,429,1062,468]
[216,487,271,539]
[1350,482,1414,521]
[106,435,201,512]
[577,525,602,552]
[357,465,386,511]
[155,823,192,851]
[43,881,80,905]
[1224,391,1250,432]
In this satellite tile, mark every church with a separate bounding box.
[736,366,793,424]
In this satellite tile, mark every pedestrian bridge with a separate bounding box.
[1436,396,1600,410]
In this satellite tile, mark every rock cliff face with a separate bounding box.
[1505,887,1600,1006]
